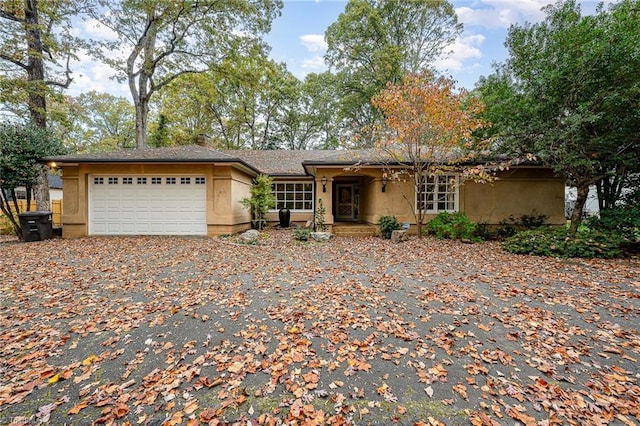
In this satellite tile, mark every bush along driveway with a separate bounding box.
[0,233,639,425]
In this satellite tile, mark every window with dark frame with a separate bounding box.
[271,182,314,211]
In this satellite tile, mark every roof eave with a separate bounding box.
[39,157,261,176]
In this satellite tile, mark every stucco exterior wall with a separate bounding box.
[60,163,253,237]
[59,161,563,237]
[313,166,565,229]
[462,168,565,226]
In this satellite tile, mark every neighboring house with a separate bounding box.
[12,174,63,202]
[565,186,600,219]
[41,145,565,237]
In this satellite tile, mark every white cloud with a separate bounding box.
[299,34,327,53]
[75,18,120,41]
[456,0,549,29]
[68,50,129,98]
[300,55,326,72]
[434,33,485,74]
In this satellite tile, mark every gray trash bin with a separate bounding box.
[18,211,53,242]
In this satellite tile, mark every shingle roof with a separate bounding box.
[41,145,530,178]
[222,150,338,176]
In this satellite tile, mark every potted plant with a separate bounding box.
[240,174,276,231]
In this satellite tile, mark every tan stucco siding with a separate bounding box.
[60,163,254,237]
[313,166,565,228]
[462,169,565,225]
[209,166,253,235]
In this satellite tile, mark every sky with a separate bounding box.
[68,0,611,98]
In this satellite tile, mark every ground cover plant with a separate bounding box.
[502,226,625,259]
[0,233,638,425]
[426,212,480,242]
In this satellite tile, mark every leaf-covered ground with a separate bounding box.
[0,232,638,425]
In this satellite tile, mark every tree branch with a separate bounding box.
[0,52,29,70]
[149,69,203,95]
[0,9,24,23]
[45,54,73,88]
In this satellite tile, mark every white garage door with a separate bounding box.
[89,175,207,235]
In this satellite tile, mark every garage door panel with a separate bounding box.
[90,175,207,235]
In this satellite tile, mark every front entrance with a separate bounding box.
[335,183,359,221]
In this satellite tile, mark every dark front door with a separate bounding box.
[335,183,359,221]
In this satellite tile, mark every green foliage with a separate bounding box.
[240,174,276,231]
[149,113,171,148]
[496,210,549,239]
[427,212,480,241]
[474,222,493,241]
[324,0,461,146]
[378,215,402,239]
[0,124,66,189]
[586,207,639,235]
[477,0,640,232]
[502,227,624,259]
[314,198,327,232]
[158,52,308,150]
[0,123,66,238]
[51,91,136,153]
[89,0,283,148]
[293,227,310,241]
[585,206,640,246]
[0,1,83,127]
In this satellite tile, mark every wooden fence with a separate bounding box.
[1,200,62,227]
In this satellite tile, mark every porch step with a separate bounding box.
[332,224,378,237]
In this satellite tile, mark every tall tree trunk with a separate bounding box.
[569,185,589,234]
[24,0,51,211]
[135,100,148,149]
[34,167,50,211]
[25,0,46,128]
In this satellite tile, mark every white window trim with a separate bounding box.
[270,181,315,212]
[415,173,459,214]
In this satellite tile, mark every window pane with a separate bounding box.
[417,173,457,212]
[271,181,314,211]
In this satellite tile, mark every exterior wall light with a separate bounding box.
[381,174,388,192]
[321,176,327,192]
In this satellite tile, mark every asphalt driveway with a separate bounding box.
[0,232,639,425]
